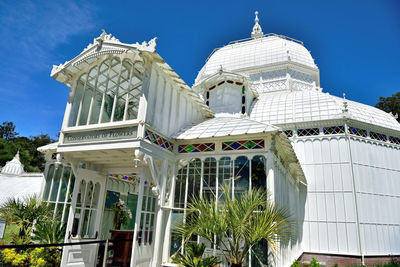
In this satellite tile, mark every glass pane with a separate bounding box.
[91,183,100,209]
[68,75,86,126]
[234,156,250,198]
[67,173,75,203]
[76,180,86,206]
[187,159,201,203]
[126,74,142,120]
[174,165,187,209]
[170,210,184,256]
[90,59,110,124]
[202,158,217,201]
[251,156,266,190]
[78,69,95,125]
[49,166,63,201]
[71,208,81,236]
[85,182,94,208]
[114,60,132,122]
[101,58,121,123]
[63,204,71,224]
[58,167,71,202]
[82,209,90,237]
[218,157,233,200]
[43,164,55,201]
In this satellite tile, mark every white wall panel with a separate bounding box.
[327,222,338,252]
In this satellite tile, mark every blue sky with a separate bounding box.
[0,0,399,139]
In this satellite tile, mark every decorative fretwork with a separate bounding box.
[297,128,320,137]
[178,143,215,153]
[389,136,400,145]
[349,127,367,137]
[222,140,264,151]
[144,129,173,152]
[323,126,345,135]
[283,130,293,137]
[370,131,387,142]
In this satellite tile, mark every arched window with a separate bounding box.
[68,57,144,126]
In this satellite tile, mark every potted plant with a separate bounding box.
[112,200,132,230]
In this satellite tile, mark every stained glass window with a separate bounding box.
[222,140,264,151]
[348,127,367,137]
[178,143,215,153]
[145,129,173,152]
[369,131,387,141]
[323,126,345,135]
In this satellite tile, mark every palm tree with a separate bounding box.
[0,195,54,243]
[174,184,294,267]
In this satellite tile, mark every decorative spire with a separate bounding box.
[251,11,264,39]
[342,93,348,113]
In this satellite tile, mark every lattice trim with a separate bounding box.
[144,129,173,152]
[178,143,215,153]
[297,128,320,137]
[323,126,345,135]
[284,130,293,137]
[349,127,367,137]
[222,140,264,151]
[370,131,387,142]
[389,136,400,145]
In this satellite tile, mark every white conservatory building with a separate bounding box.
[38,13,400,267]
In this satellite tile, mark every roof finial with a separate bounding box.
[251,11,264,39]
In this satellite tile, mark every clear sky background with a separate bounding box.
[0,0,399,139]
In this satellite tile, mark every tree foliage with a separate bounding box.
[0,121,55,172]
[0,121,19,140]
[375,92,400,122]
[0,196,54,244]
[174,184,294,267]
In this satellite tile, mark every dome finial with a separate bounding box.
[251,11,264,39]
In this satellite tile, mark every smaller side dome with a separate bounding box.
[1,152,24,176]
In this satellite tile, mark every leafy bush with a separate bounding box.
[291,258,321,267]
[30,247,61,267]
[1,248,29,267]
[34,219,66,244]
[291,259,301,267]
[172,242,221,267]
[0,247,61,267]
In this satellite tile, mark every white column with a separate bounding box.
[152,160,169,267]
[130,167,145,267]
[162,162,177,263]
[266,151,275,202]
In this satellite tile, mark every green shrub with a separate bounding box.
[30,247,61,267]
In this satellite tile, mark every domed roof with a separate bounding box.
[1,152,24,175]
[195,34,317,85]
[249,90,400,131]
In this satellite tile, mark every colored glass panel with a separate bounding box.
[144,129,173,152]
[178,143,215,153]
[222,139,264,151]
[323,126,345,135]
[349,127,367,137]
[370,131,387,141]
